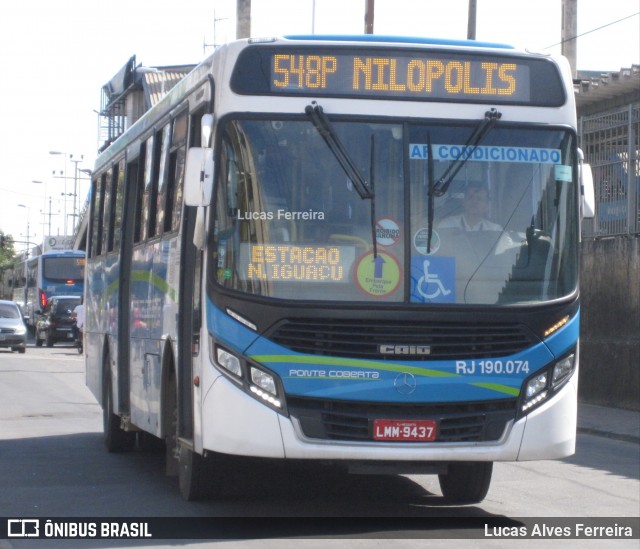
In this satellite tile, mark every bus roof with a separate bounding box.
[281,34,514,50]
[40,249,85,257]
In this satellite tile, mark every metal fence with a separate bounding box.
[580,103,640,238]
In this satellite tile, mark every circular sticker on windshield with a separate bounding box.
[355,251,401,297]
[413,227,440,255]
[375,218,401,247]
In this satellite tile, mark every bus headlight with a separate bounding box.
[250,367,282,408]
[215,347,242,378]
[520,351,576,415]
[251,367,277,396]
[522,372,548,412]
[211,340,284,411]
[552,353,575,387]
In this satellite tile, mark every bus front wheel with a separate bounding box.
[103,364,135,453]
[179,445,209,501]
[438,462,493,504]
[179,445,232,501]
[165,367,228,501]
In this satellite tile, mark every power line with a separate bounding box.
[543,11,639,49]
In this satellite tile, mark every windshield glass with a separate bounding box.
[43,257,85,282]
[0,303,21,319]
[211,118,578,305]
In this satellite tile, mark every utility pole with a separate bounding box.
[561,0,578,78]
[467,0,477,40]
[237,0,251,39]
[364,0,375,34]
[70,154,84,233]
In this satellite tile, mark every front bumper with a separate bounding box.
[201,370,577,462]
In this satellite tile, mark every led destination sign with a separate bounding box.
[239,244,356,283]
[272,54,528,101]
[231,47,565,106]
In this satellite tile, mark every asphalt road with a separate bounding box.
[0,345,638,548]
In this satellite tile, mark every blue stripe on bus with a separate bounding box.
[247,336,554,402]
[282,34,514,50]
[208,298,579,403]
[206,298,261,353]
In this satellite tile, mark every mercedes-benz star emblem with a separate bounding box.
[394,372,417,395]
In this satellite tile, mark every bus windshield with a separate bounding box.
[42,256,85,283]
[212,117,578,305]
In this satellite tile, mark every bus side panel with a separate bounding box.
[85,253,120,405]
[129,243,156,433]
[128,236,180,436]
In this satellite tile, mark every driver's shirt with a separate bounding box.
[438,214,502,232]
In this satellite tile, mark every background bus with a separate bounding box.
[84,36,594,503]
[12,249,85,330]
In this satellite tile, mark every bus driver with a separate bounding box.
[438,181,502,232]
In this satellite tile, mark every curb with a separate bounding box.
[577,427,640,445]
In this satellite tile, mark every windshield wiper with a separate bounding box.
[425,109,501,253]
[368,134,377,258]
[432,108,502,197]
[306,102,379,257]
[426,133,436,254]
[305,102,373,200]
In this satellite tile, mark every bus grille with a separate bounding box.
[288,397,517,443]
[268,318,536,360]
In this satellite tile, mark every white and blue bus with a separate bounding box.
[12,249,85,329]
[85,35,595,502]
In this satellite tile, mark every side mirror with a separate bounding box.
[579,161,595,219]
[184,147,214,207]
[184,114,215,207]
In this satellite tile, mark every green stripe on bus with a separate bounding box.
[251,354,521,397]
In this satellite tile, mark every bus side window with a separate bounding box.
[142,135,156,240]
[129,150,144,244]
[165,111,188,233]
[155,125,171,235]
[92,174,106,257]
[101,168,113,254]
[111,160,125,252]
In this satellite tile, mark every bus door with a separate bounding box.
[177,204,202,442]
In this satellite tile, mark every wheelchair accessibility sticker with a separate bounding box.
[410,256,455,302]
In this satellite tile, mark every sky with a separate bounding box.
[0,0,638,245]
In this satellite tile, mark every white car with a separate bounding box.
[0,300,27,353]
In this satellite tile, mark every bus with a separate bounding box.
[84,35,595,502]
[11,249,85,330]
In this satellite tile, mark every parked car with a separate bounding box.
[0,300,27,353]
[35,295,81,347]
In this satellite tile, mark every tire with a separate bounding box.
[45,332,54,347]
[179,445,231,501]
[103,364,136,453]
[35,332,43,347]
[17,348,26,354]
[164,365,227,501]
[438,462,493,504]
[178,445,209,501]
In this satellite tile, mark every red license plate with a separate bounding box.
[373,419,437,441]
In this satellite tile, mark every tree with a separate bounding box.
[0,231,17,299]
